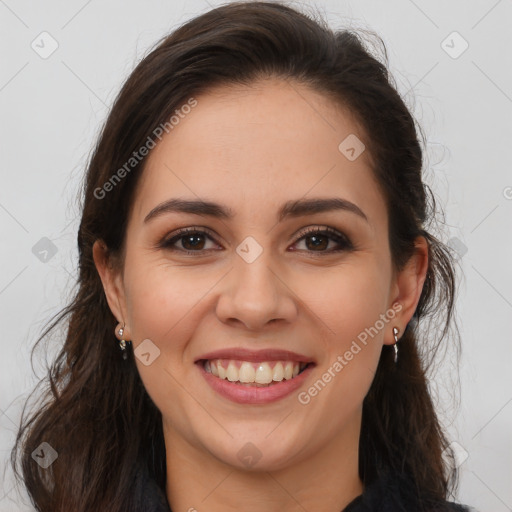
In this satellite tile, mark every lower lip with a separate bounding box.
[197,362,315,404]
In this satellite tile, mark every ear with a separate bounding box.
[92,239,131,340]
[385,235,429,345]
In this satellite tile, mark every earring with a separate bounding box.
[117,323,131,361]
[392,326,400,364]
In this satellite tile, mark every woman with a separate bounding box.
[11,2,474,511]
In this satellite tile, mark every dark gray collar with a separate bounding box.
[136,463,471,512]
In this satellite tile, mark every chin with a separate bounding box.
[205,433,306,473]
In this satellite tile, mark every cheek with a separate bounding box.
[123,254,208,340]
[124,249,389,353]
[121,262,200,418]
[301,260,389,336]
[303,259,388,401]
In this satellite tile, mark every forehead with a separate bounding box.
[130,78,387,230]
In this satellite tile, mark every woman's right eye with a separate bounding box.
[159,228,219,254]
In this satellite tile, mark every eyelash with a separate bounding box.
[157,225,354,256]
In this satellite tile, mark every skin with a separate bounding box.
[93,77,428,512]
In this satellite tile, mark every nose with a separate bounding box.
[215,252,298,332]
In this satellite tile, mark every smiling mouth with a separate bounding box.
[201,359,314,387]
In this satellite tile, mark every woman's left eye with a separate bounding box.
[158,226,354,255]
[292,226,354,253]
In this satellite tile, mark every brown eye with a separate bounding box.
[159,227,219,254]
[158,226,354,256]
[292,227,354,253]
[178,232,207,251]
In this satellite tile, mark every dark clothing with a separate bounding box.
[135,463,474,512]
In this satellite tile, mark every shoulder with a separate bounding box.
[435,502,476,512]
[343,470,475,512]
[133,463,172,512]
[433,503,481,512]
[426,502,478,512]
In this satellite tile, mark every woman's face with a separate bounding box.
[95,78,426,472]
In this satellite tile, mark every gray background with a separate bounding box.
[1,0,511,510]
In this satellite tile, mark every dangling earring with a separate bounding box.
[392,326,400,364]
[117,323,131,361]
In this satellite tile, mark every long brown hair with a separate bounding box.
[11,2,463,510]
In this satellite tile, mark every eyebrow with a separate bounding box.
[143,197,369,224]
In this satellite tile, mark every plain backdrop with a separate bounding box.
[1,1,511,511]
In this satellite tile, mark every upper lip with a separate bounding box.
[195,348,315,364]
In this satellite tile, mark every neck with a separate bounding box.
[163,411,364,512]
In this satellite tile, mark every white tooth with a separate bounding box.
[226,361,239,382]
[284,362,293,380]
[255,362,273,384]
[239,362,256,383]
[209,359,302,383]
[217,361,226,379]
[272,362,284,381]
